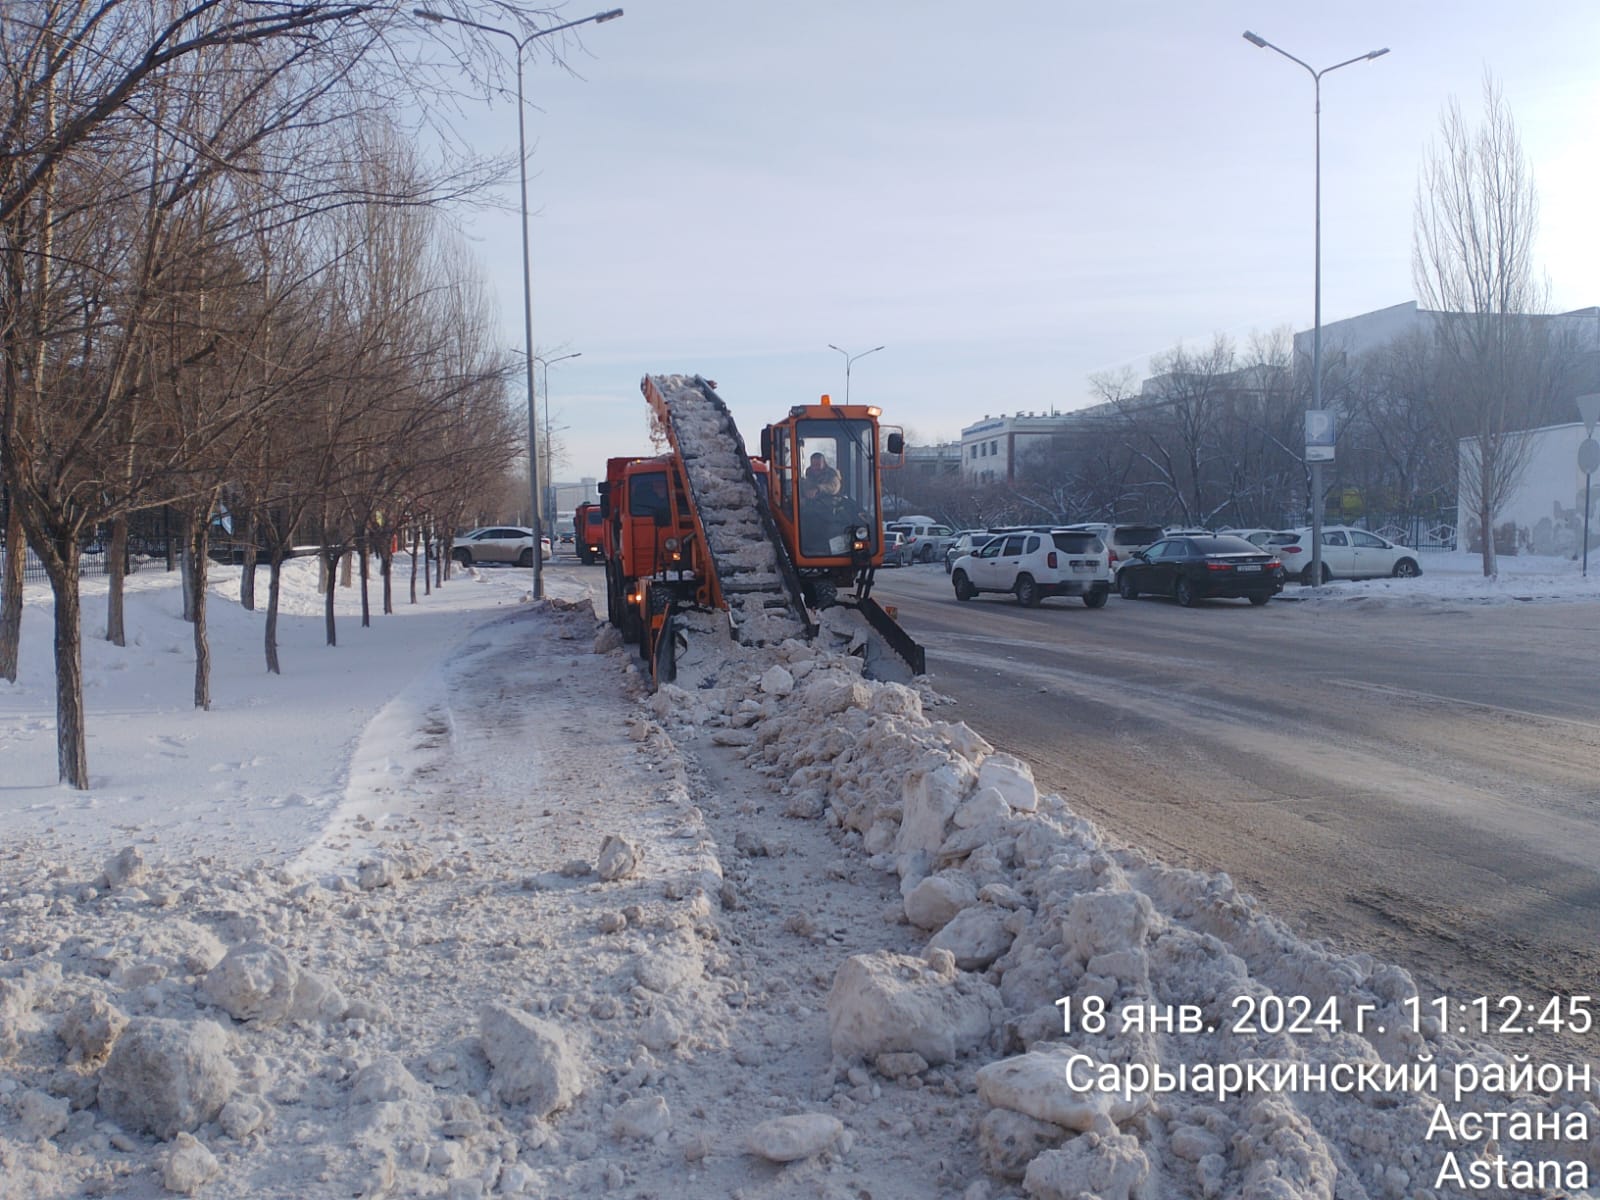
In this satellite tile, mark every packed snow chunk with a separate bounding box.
[801,675,874,716]
[903,871,978,931]
[827,950,1002,1065]
[896,762,973,864]
[201,942,298,1024]
[288,967,348,1023]
[1061,889,1157,964]
[927,904,1014,970]
[217,1096,269,1140]
[638,1011,683,1051]
[99,1018,237,1139]
[868,681,922,720]
[596,834,642,882]
[350,1056,428,1105]
[59,994,129,1063]
[954,786,1010,830]
[357,847,433,891]
[100,845,148,889]
[479,1003,583,1116]
[1022,1128,1151,1200]
[161,1131,221,1196]
[759,665,795,696]
[634,929,703,994]
[594,624,624,654]
[18,1088,70,1140]
[745,1113,844,1162]
[611,1094,671,1140]
[1232,1092,1338,1199]
[979,1107,1067,1181]
[976,753,1038,813]
[976,1047,1150,1132]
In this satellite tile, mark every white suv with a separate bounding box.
[950,529,1111,608]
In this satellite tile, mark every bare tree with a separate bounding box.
[1412,75,1549,576]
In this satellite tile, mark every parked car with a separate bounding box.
[1062,522,1166,578]
[885,518,959,564]
[943,529,998,574]
[950,529,1111,608]
[881,530,911,566]
[1281,526,1423,584]
[1117,535,1283,606]
[452,526,546,567]
[1219,529,1301,581]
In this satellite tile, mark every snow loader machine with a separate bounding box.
[598,374,925,686]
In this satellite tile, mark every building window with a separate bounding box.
[990,439,999,456]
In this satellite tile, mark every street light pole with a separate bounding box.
[1243,31,1387,587]
[827,343,885,404]
[534,351,580,532]
[414,7,623,598]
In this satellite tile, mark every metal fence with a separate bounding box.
[0,546,149,584]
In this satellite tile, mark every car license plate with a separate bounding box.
[1236,564,1260,572]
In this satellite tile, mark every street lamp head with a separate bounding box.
[594,8,624,22]
[1366,47,1390,59]
[1242,31,1268,48]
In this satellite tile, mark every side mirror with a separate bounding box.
[885,432,904,455]
[1133,551,1149,562]
[760,429,772,460]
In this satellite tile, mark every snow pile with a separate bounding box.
[650,621,1600,1198]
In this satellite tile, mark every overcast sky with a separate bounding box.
[430,0,1600,489]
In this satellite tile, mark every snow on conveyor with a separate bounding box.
[646,374,810,647]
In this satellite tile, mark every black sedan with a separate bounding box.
[1117,535,1283,606]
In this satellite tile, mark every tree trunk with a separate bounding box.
[381,544,393,615]
[323,547,338,647]
[240,511,257,611]
[359,537,371,628]
[106,514,128,646]
[410,526,420,604]
[1479,456,1497,578]
[190,521,211,710]
[0,499,23,681]
[45,539,88,787]
[180,512,196,622]
[265,550,283,675]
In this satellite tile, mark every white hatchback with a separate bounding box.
[1287,526,1423,583]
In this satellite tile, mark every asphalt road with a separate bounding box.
[871,562,1600,1062]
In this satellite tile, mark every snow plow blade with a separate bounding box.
[849,597,926,675]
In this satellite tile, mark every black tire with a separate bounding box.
[1301,562,1331,585]
[913,543,930,563]
[1392,558,1420,578]
[952,571,976,602]
[1015,575,1041,608]
[579,550,595,565]
[452,548,471,566]
[1248,592,1271,606]
[517,548,533,568]
[1083,586,1108,609]
[1118,572,1139,600]
[1175,576,1197,607]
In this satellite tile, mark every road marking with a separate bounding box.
[1328,680,1600,734]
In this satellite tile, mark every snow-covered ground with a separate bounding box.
[1292,550,1600,607]
[2,556,1597,1199]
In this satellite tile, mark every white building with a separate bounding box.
[959,411,1079,483]
[1460,422,1597,557]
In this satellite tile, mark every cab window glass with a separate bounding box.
[1324,531,1348,546]
[1001,535,1025,556]
[1351,531,1385,548]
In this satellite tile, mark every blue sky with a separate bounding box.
[429,0,1600,484]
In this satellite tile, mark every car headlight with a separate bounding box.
[664,536,681,552]
[853,525,870,541]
